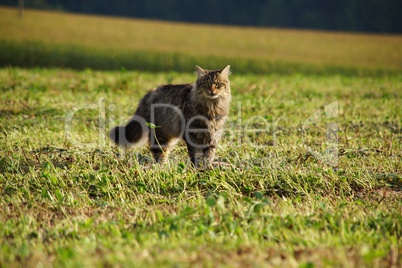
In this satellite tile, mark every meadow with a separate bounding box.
[1,6,402,75]
[0,6,402,268]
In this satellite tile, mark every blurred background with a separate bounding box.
[2,0,402,33]
[0,0,401,74]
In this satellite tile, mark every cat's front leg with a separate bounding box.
[202,145,216,168]
[186,143,215,169]
[185,120,216,169]
[186,144,203,168]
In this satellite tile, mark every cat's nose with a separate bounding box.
[209,86,217,95]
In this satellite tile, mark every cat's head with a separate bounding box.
[195,65,231,100]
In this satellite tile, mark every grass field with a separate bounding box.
[1,6,402,268]
[1,68,401,267]
[1,6,402,75]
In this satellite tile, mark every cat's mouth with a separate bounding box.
[205,93,220,99]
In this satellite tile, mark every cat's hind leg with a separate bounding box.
[149,129,173,163]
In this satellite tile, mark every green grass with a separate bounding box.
[1,5,401,267]
[1,6,402,75]
[0,68,401,267]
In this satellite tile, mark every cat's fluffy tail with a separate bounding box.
[109,115,148,148]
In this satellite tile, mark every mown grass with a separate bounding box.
[0,67,401,267]
[1,6,402,75]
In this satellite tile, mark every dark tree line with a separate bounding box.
[2,0,402,33]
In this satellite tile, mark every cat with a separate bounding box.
[109,65,231,168]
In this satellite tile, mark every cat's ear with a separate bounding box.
[220,65,231,77]
[195,65,207,77]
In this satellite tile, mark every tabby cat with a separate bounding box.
[109,65,231,168]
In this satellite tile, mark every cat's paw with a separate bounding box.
[212,160,235,170]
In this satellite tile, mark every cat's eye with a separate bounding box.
[200,83,209,89]
[215,83,224,89]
